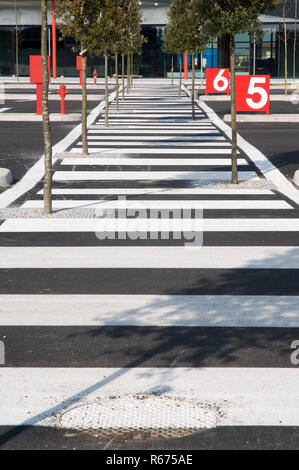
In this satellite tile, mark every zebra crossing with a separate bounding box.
[0,81,299,447]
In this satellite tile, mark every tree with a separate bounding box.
[162,4,186,98]
[162,23,182,90]
[162,23,178,87]
[294,0,298,82]
[92,0,124,126]
[41,0,52,214]
[56,0,105,154]
[164,0,210,118]
[122,0,145,91]
[93,0,144,125]
[196,0,282,184]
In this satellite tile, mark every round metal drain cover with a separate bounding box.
[59,396,218,439]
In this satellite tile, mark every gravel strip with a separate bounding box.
[0,208,96,219]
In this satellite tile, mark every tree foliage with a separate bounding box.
[194,0,283,37]
[163,0,210,54]
[56,0,105,53]
[56,0,144,56]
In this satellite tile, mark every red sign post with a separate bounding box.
[205,68,230,95]
[235,75,270,115]
[51,0,57,79]
[184,52,188,80]
[30,55,50,115]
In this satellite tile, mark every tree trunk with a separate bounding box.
[105,52,109,127]
[179,53,182,99]
[15,0,19,84]
[283,2,288,95]
[115,53,119,112]
[81,51,88,155]
[41,0,52,214]
[230,34,238,185]
[171,54,174,87]
[122,52,125,100]
[131,52,134,87]
[295,7,298,82]
[191,53,195,120]
[127,54,130,93]
[129,53,132,89]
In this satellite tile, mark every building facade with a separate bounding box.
[0,0,298,78]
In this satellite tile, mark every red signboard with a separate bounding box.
[29,55,50,115]
[206,68,230,95]
[235,75,270,115]
[30,55,50,84]
[76,56,83,71]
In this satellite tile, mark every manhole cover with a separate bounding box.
[58,395,218,439]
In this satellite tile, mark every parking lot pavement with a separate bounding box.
[0,88,115,193]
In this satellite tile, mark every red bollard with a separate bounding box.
[57,84,68,114]
[93,68,98,85]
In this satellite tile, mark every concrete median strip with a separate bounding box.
[224,114,299,123]
[0,113,82,122]
[200,95,295,102]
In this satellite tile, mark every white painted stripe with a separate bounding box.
[60,158,248,166]
[110,110,204,115]
[88,129,216,134]
[0,246,298,269]
[21,199,291,210]
[112,106,196,109]
[91,122,215,126]
[122,96,186,99]
[95,124,214,128]
[53,170,253,181]
[76,139,226,146]
[1,218,297,233]
[0,108,10,113]
[108,113,204,118]
[72,146,236,153]
[36,188,274,196]
[1,294,298,327]
[86,134,221,141]
[0,368,298,427]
